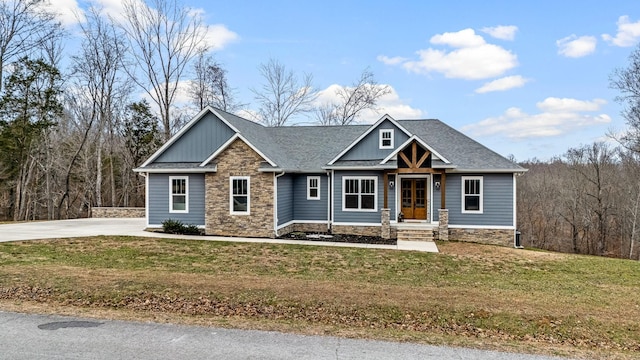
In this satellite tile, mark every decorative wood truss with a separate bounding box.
[383,141,447,210]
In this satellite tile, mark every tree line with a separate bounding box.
[0,0,390,222]
[517,44,640,260]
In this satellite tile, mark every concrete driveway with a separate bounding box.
[0,218,149,242]
[0,218,439,252]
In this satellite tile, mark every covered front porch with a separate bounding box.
[380,139,450,241]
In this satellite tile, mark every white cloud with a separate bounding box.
[475,75,529,93]
[202,24,239,51]
[602,15,640,47]
[556,35,597,58]
[480,25,518,41]
[537,97,606,112]
[376,55,407,65]
[430,28,486,48]
[39,0,84,27]
[462,97,611,139]
[380,28,518,80]
[315,84,423,123]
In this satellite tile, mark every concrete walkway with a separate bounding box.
[0,218,438,252]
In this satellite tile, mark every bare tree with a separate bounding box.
[71,6,131,208]
[316,69,391,125]
[252,58,316,127]
[610,43,640,152]
[0,0,62,92]
[118,0,207,140]
[188,52,241,112]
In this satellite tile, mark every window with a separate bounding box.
[169,176,188,213]
[379,129,394,149]
[343,177,377,211]
[230,176,250,215]
[462,176,483,213]
[307,176,320,200]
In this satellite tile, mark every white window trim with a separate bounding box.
[461,176,483,214]
[307,176,321,200]
[379,129,394,149]
[342,176,378,212]
[230,176,250,215]
[169,176,189,213]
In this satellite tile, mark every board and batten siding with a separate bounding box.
[434,173,514,226]
[340,120,410,161]
[148,173,205,226]
[292,174,329,221]
[333,170,395,224]
[154,112,236,163]
[276,174,294,226]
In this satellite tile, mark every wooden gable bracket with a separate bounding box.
[397,141,434,174]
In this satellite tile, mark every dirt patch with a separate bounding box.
[438,241,569,262]
[279,232,396,245]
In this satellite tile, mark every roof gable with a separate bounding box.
[381,135,451,165]
[200,133,277,168]
[327,115,412,165]
[141,107,239,166]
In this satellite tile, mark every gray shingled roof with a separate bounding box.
[200,109,523,173]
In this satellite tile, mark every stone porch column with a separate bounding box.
[381,208,390,239]
[438,209,449,241]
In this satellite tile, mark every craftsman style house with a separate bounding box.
[134,107,526,246]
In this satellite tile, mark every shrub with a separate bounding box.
[162,219,203,235]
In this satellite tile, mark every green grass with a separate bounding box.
[0,236,639,359]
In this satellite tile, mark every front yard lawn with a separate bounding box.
[0,236,638,359]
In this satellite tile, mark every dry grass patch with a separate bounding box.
[0,236,639,359]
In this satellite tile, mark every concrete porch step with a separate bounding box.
[396,228,434,242]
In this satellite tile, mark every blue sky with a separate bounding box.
[55,0,640,161]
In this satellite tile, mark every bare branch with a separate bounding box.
[251,58,316,127]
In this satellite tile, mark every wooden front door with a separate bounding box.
[401,179,427,220]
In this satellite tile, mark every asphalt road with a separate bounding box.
[0,311,570,360]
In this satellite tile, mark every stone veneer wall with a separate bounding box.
[332,225,381,237]
[448,228,514,247]
[277,222,329,236]
[92,207,145,218]
[204,139,274,238]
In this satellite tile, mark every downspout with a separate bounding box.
[329,170,334,232]
[326,171,331,231]
[140,172,149,229]
[274,171,286,237]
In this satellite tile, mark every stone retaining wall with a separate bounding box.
[92,207,145,218]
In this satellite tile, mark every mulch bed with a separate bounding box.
[279,232,396,245]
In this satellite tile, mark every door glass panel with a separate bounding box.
[401,180,412,207]
[415,180,425,208]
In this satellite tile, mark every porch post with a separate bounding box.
[440,171,446,209]
[381,208,390,239]
[383,171,388,209]
[438,209,449,241]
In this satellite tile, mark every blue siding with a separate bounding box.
[444,173,514,226]
[277,174,294,226]
[148,173,205,226]
[341,120,410,161]
[154,112,236,163]
[334,170,394,223]
[293,174,329,221]
[433,174,442,221]
[388,174,397,221]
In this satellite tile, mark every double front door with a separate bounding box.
[401,178,427,220]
